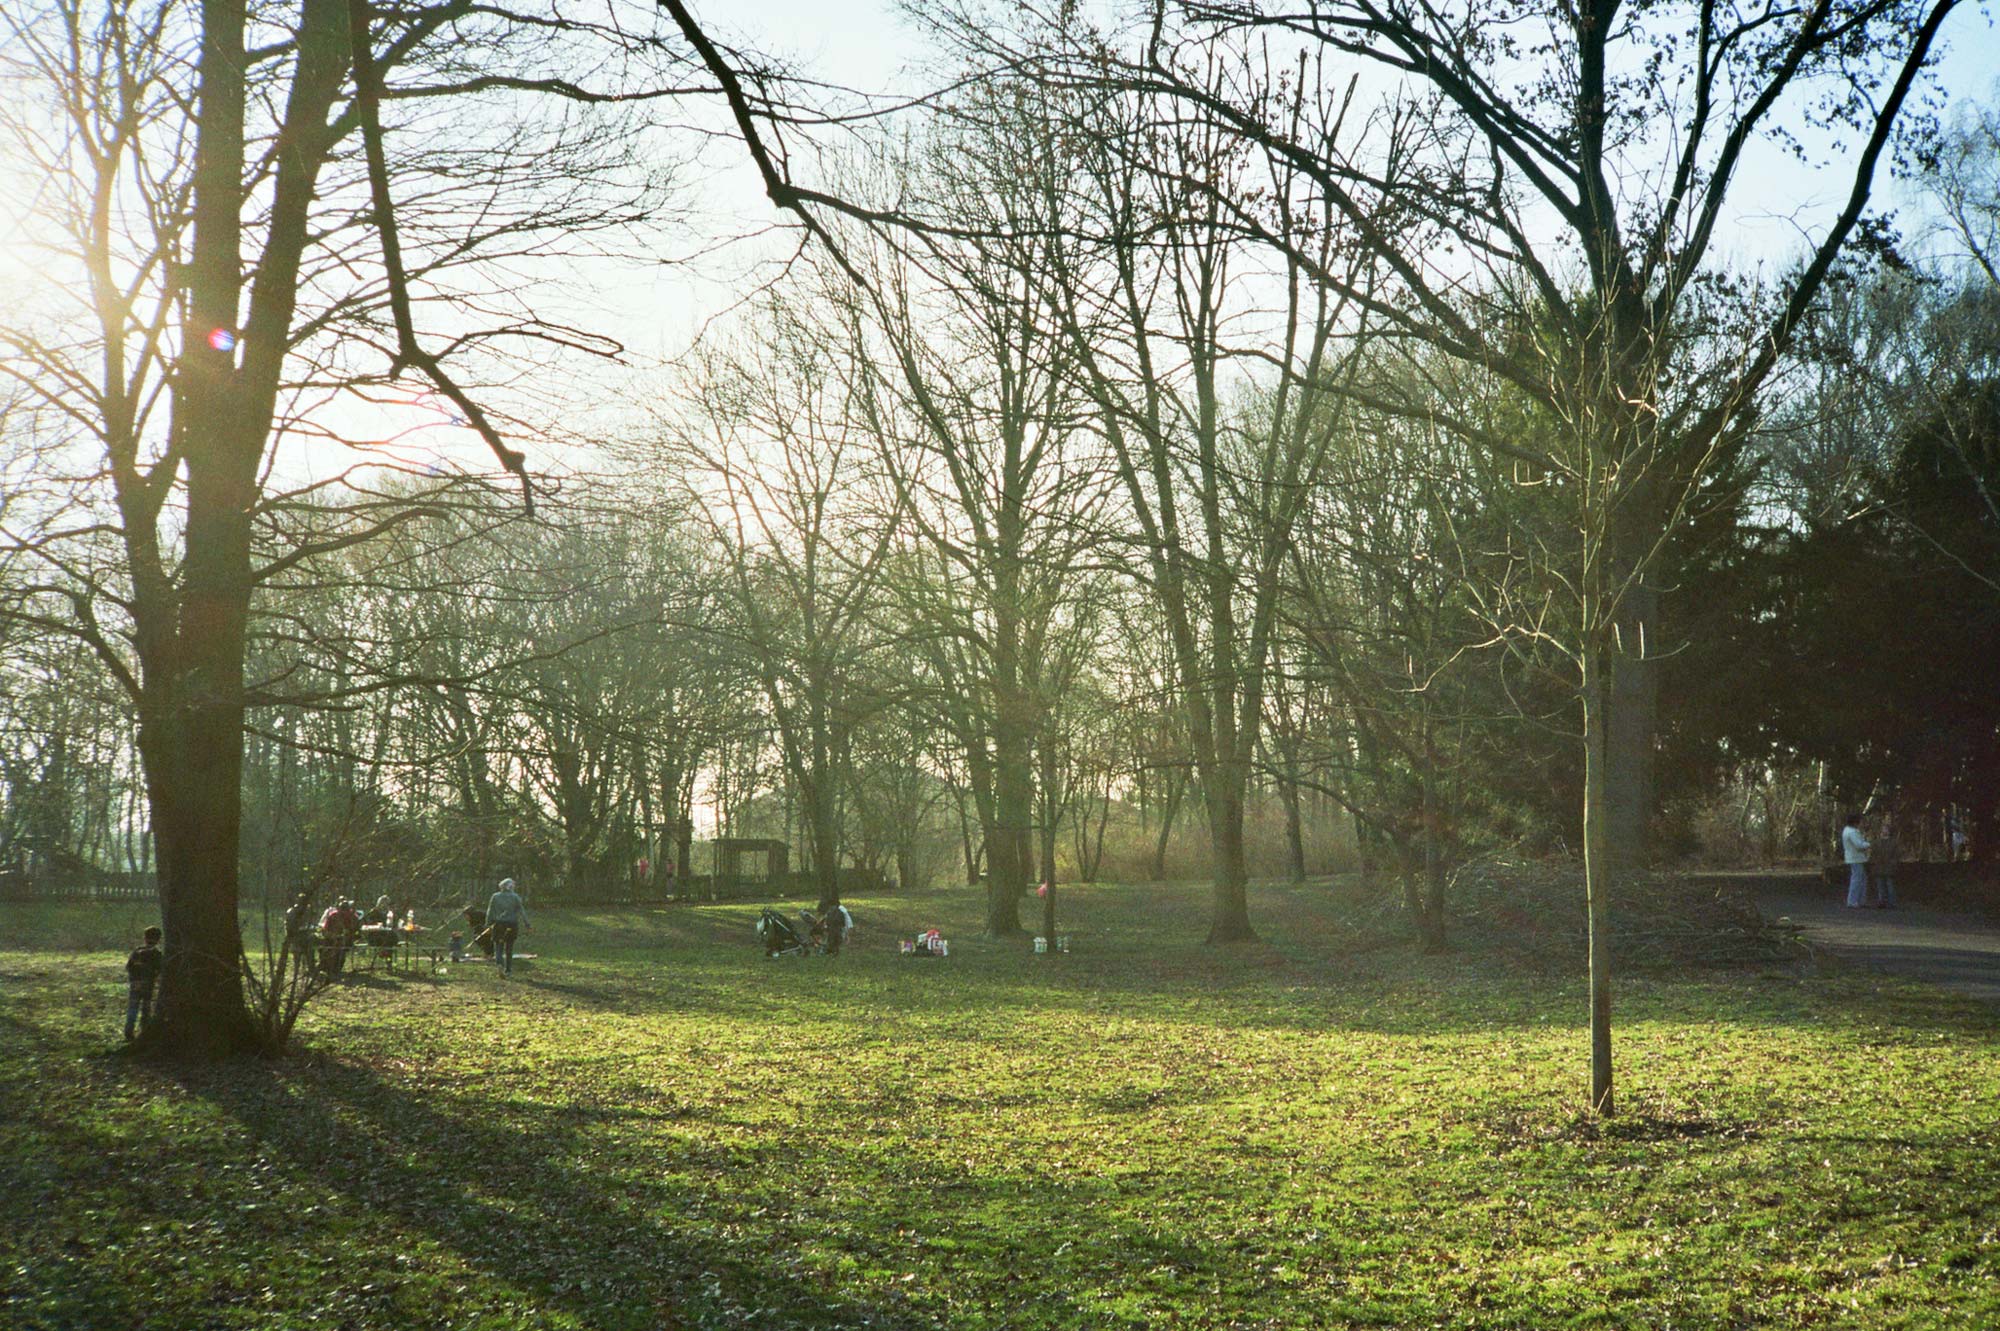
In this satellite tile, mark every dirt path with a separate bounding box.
[1739,871,2000,1006]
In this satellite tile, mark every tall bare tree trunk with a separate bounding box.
[1280,752,1307,884]
[1204,778,1253,942]
[988,748,1032,932]
[139,638,258,1057]
[950,780,981,887]
[986,631,1033,934]
[137,0,260,1058]
[1604,551,1660,868]
[806,730,842,920]
[138,423,264,1057]
[1150,770,1185,881]
[1582,623,1615,1116]
[1037,725,1060,891]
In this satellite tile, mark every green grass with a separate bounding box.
[1,882,1995,1329]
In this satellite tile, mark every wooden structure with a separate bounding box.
[713,837,789,886]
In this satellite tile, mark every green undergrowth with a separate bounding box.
[1,881,1995,1329]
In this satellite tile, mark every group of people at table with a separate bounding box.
[288,894,424,974]
[284,878,530,976]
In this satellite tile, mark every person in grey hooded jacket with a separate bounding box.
[486,878,528,975]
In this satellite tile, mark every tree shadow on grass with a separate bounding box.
[173,1053,943,1331]
[6,971,1993,1331]
[516,974,636,1009]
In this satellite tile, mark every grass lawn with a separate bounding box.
[1,881,1995,1329]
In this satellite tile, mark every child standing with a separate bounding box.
[125,926,162,1041]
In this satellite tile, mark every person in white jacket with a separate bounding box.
[1841,814,1871,908]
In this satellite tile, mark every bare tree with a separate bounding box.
[667,299,904,918]
[839,89,1115,934]
[1024,37,1383,942]
[1042,0,1967,1109]
[0,0,703,1055]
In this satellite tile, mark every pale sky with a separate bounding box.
[654,1,2000,330]
[1,0,1994,481]
[586,0,2000,441]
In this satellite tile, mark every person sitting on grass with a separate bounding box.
[124,926,162,1042]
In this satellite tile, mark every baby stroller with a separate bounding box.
[756,908,815,958]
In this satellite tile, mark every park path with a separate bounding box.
[1739,872,2000,1006]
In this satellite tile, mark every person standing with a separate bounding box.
[317,899,358,975]
[283,892,315,958]
[1841,813,1872,909]
[124,926,162,1041]
[486,877,527,976]
[1872,813,1902,909]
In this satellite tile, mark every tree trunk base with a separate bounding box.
[132,1012,265,1062]
[1203,919,1259,945]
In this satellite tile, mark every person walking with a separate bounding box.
[1841,813,1872,909]
[124,926,162,1041]
[1872,813,1902,909]
[486,877,528,976]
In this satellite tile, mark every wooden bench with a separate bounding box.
[352,938,446,975]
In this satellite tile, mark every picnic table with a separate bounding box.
[355,926,447,975]
[400,940,449,974]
